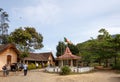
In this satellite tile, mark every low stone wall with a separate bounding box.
[45,67,61,72]
[71,67,94,73]
[45,67,94,73]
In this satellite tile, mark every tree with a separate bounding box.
[98,28,111,41]
[56,41,66,57]
[109,34,120,65]
[96,28,112,66]
[0,8,9,44]
[77,39,98,66]
[68,43,79,56]
[56,39,79,57]
[76,28,112,67]
[8,27,43,57]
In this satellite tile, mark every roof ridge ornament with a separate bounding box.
[64,47,72,55]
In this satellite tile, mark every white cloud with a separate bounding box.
[11,0,61,25]
[6,0,120,54]
[11,0,120,26]
[59,0,120,19]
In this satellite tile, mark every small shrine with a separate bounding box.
[56,47,81,67]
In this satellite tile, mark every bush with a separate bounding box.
[60,66,71,75]
[44,63,48,67]
[38,64,42,68]
[90,63,99,67]
[112,64,120,70]
[28,63,36,70]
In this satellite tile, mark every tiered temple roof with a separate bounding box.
[56,47,81,60]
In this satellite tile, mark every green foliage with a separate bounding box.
[25,27,43,49]
[43,63,48,67]
[98,28,111,40]
[56,41,66,57]
[68,44,79,55]
[9,27,31,44]
[112,60,120,70]
[90,63,99,67]
[28,63,36,70]
[8,27,43,51]
[56,28,120,69]
[28,63,42,70]
[56,41,80,57]
[1,35,9,44]
[77,40,97,66]
[77,28,114,66]
[112,64,120,70]
[8,27,43,58]
[19,51,29,58]
[60,66,71,75]
[38,64,42,68]
[109,34,120,65]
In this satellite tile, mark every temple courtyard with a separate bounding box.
[0,69,120,82]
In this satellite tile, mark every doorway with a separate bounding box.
[7,55,11,64]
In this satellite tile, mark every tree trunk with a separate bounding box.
[98,59,102,66]
[114,56,117,66]
[105,59,109,67]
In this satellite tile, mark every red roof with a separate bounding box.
[56,47,81,60]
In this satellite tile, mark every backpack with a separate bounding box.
[2,66,7,70]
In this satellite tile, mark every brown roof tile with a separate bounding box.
[23,52,55,61]
[0,43,20,54]
[56,47,81,60]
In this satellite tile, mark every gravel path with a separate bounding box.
[0,69,120,82]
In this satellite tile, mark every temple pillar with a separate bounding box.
[76,59,79,67]
[61,60,63,67]
[59,60,63,67]
[71,59,73,67]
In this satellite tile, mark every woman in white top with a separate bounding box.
[23,63,28,76]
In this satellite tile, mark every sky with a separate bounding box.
[0,0,120,57]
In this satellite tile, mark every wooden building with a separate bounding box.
[23,52,55,66]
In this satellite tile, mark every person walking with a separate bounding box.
[23,63,28,76]
[6,64,11,76]
[2,64,7,77]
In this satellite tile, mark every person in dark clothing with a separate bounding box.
[23,63,28,76]
[2,64,7,77]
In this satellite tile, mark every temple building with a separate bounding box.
[56,47,81,67]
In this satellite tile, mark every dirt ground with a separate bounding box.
[0,69,120,82]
